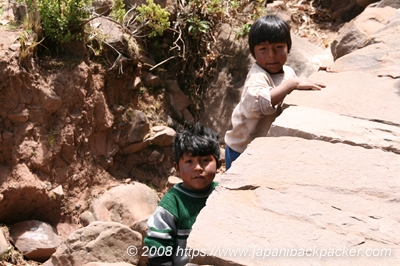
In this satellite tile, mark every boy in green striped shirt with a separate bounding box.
[144,123,221,266]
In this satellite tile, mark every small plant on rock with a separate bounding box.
[126,0,170,38]
[110,0,125,23]
[236,23,252,39]
[38,0,91,44]
[187,16,210,37]
[47,130,57,148]
[15,0,92,56]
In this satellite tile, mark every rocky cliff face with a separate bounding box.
[0,27,176,233]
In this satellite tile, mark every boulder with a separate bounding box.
[287,34,333,78]
[94,92,114,131]
[377,0,400,8]
[90,17,139,63]
[146,126,176,147]
[90,183,159,227]
[121,126,175,155]
[118,109,150,148]
[43,221,142,266]
[331,6,397,59]
[9,220,61,262]
[14,139,53,173]
[41,93,63,114]
[92,0,114,15]
[80,211,96,226]
[120,141,148,155]
[164,79,192,120]
[143,72,162,87]
[332,7,400,77]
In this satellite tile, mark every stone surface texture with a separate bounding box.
[90,182,159,227]
[43,221,142,266]
[189,138,400,265]
[189,3,400,266]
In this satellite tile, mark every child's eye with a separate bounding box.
[202,157,212,163]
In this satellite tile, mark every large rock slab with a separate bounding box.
[188,137,400,265]
[284,71,400,125]
[333,43,400,78]
[268,106,400,154]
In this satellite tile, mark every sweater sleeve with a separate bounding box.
[144,206,177,252]
[241,67,277,118]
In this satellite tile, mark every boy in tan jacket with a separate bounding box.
[225,15,327,170]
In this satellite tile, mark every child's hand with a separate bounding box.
[272,77,326,105]
[294,77,326,91]
[318,66,338,73]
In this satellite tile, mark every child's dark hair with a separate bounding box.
[248,15,292,58]
[174,123,221,168]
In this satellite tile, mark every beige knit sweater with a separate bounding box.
[224,62,297,153]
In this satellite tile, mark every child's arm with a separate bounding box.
[144,206,177,265]
[270,77,326,106]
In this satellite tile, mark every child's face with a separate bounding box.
[174,152,220,191]
[254,41,288,74]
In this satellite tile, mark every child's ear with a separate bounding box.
[173,162,180,177]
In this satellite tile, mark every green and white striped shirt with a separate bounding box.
[144,182,217,266]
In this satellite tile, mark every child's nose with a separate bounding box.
[194,162,203,171]
[267,49,274,58]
